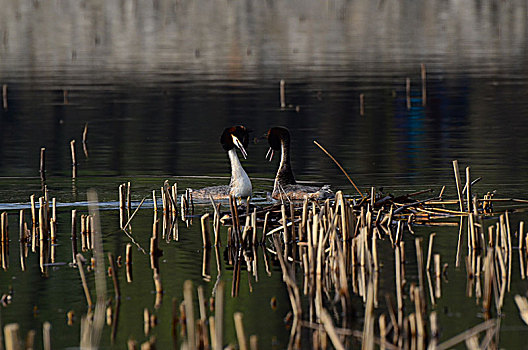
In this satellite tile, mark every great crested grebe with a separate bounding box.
[266,126,333,200]
[191,125,252,200]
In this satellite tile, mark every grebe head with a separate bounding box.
[221,125,250,159]
[266,126,290,161]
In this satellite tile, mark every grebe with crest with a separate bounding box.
[191,125,252,200]
[266,126,333,200]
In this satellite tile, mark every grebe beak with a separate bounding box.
[232,134,248,159]
[265,147,274,162]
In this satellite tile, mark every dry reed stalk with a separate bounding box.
[50,218,56,243]
[319,308,345,350]
[465,167,471,212]
[406,78,411,109]
[434,254,441,299]
[249,335,258,350]
[201,213,211,247]
[183,280,196,349]
[412,285,425,343]
[71,209,78,263]
[125,243,133,283]
[107,253,120,300]
[241,216,251,246]
[38,197,45,241]
[313,140,365,199]
[426,233,436,270]
[395,246,403,329]
[415,238,425,306]
[2,84,7,110]
[361,281,375,350]
[234,312,248,350]
[360,93,365,116]
[214,281,225,350]
[76,253,92,308]
[4,323,21,350]
[126,182,131,220]
[421,63,427,106]
[82,123,89,158]
[252,208,257,245]
[452,160,464,212]
[455,217,464,268]
[40,147,46,182]
[70,140,77,179]
[281,204,289,246]
[379,314,387,350]
[43,322,51,350]
[435,319,496,350]
[280,80,286,108]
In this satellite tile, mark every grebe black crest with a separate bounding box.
[266,126,333,200]
[191,125,252,200]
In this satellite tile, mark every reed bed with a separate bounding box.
[2,158,528,350]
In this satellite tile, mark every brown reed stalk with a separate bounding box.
[40,147,46,182]
[107,253,120,300]
[70,140,77,179]
[406,78,411,110]
[360,93,365,116]
[280,80,286,108]
[2,84,7,110]
[421,63,427,106]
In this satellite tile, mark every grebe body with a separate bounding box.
[266,127,333,200]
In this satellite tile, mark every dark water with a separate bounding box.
[1,0,528,348]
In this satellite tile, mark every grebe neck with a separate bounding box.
[228,148,252,197]
[276,141,296,186]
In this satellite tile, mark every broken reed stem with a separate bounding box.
[70,140,77,179]
[234,312,248,350]
[280,80,286,108]
[313,140,365,199]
